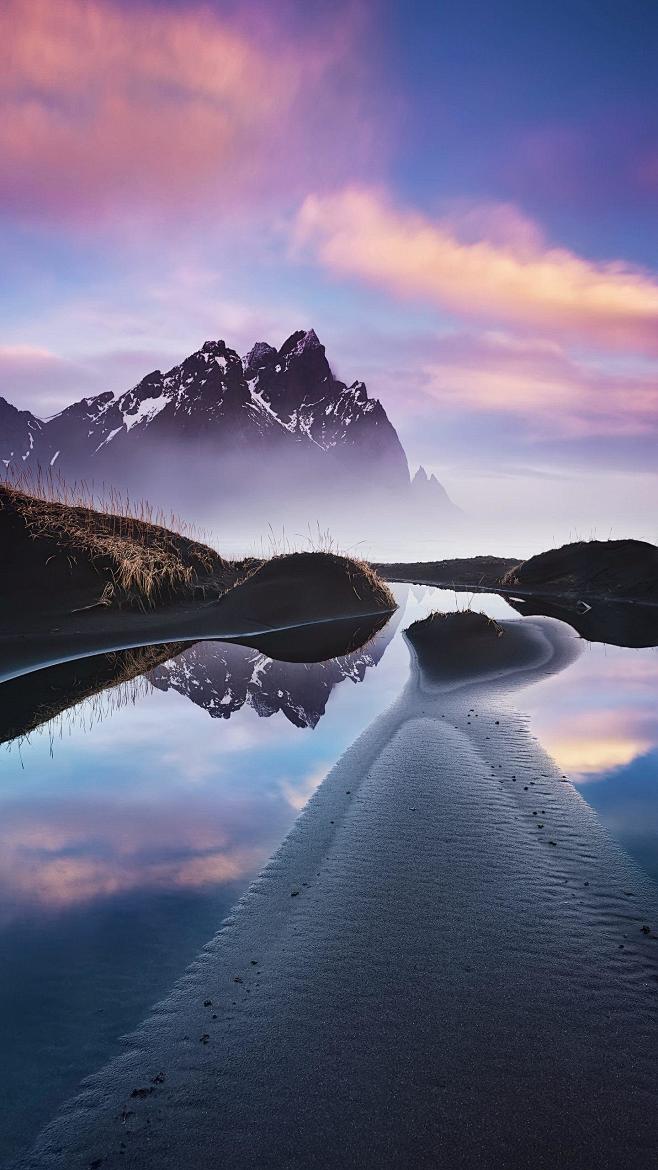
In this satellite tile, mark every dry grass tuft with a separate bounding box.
[345,555,396,611]
[0,473,231,609]
[4,465,213,544]
[0,469,396,616]
[4,642,185,753]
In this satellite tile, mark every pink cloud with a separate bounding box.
[0,0,383,223]
[0,797,268,920]
[421,332,658,438]
[525,654,658,782]
[294,187,658,356]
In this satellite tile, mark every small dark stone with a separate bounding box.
[203,1000,212,1007]
[641,925,651,935]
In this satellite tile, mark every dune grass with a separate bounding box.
[1,467,396,617]
[1,472,232,609]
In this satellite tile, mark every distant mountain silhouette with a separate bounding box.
[0,330,459,524]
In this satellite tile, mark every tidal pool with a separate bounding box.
[0,584,656,1164]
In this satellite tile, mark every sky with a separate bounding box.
[1,0,657,528]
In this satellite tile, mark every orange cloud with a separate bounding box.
[294,188,658,356]
[546,732,653,778]
[0,0,378,222]
[532,706,656,781]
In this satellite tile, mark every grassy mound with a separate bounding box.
[502,539,658,601]
[229,551,395,626]
[404,609,542,682]
[0,482,235,613]
[0,485,395,640]
[406,609,503,649]
[373,556,520,590]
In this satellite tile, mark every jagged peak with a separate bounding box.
[298,327,321,350]
[243,341,277,378]
[67,391,114,410]
[413,465,429,483]
[0,397,43,433]
[116,371,162,404]
[278,328,324,361]
[343,380,368,403]
[0,395,30,414]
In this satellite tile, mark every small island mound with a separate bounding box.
[377,538,658,604]
[502,538,658,601]
[405,608,557,683]
[376,539,658,648]
[0,483,396,678]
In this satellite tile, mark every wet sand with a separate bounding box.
[13,617,658,1169]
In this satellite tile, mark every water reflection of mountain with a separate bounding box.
[0,599,404,745]
[148,605,404,729]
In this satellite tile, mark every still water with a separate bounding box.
[1,585,657,1163]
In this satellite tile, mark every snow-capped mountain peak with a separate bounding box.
[0,329,459,522]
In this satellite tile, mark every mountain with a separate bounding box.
[0,397,43,467]
[410,466,462,517]
[0,329,458,526]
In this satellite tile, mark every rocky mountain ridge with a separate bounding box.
[0,329,459,522]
